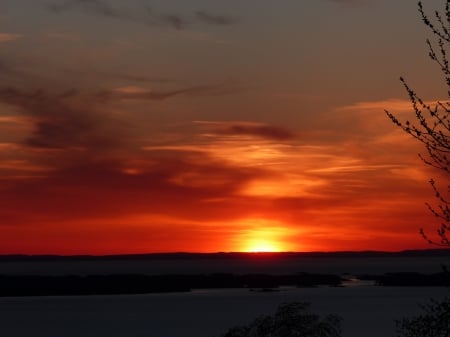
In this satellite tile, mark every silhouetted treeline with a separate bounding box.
[0,273,342,297]
[0,271,448,297]
[0,274,190,296]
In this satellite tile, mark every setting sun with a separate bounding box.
[235,221,292,252]
[244,240,281,252]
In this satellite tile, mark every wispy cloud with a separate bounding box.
[158,12,188,30]
[48,0,130,18]
[0,33,23,43]
[99,86,191,101]
[195,11,237,25]
[47,0,238,30]
[100,83,238,101]
[324,0,364,6]
[196,121,297,141]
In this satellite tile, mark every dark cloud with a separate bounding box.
[215,123,297,141]
[114,73,171,83]
[195,11,237,25]
[47,0,238,30]
[160,14,188,30]
[0,87,124,151]
[0,81,237,151]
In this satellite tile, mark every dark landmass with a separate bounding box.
[0,249,449,262]
[0,270,448,297]
[0,273,342,297]
[0,249,447,296]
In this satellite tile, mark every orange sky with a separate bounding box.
[0,0,446,254]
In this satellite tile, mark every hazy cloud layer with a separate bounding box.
[0,86,434,253]
[47,0,237,30]
[48,0,127,18]
[0,0,438,254]
[0,83,274,228]
[0,77,435,253]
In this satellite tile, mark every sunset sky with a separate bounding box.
[0,0,447,254]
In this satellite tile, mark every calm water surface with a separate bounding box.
[0,286,447,337]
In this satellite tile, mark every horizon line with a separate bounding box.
[0,248,448,258]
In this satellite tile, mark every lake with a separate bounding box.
[0,286,447,337]
[0,253,449,337]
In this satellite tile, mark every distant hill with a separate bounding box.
[1,249,449,262]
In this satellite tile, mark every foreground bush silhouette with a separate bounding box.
[396,298,450,337]
[218,302,342,337]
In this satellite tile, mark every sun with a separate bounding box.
[233,218,293,253]
[244,239,282,253]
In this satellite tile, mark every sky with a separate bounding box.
[0,0,447,254]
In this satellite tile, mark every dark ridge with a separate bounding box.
[0,249,449,262]
[0,270,448,297]
[0,273,342,297]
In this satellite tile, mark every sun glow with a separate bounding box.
[244,239,281,252]
[236,219,292,252]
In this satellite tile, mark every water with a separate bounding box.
[0,286,447,337]
[0,255,448,336]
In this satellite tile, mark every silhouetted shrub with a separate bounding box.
[386,0,450,246]
[218,302,342,337]
[396,298,450,337]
